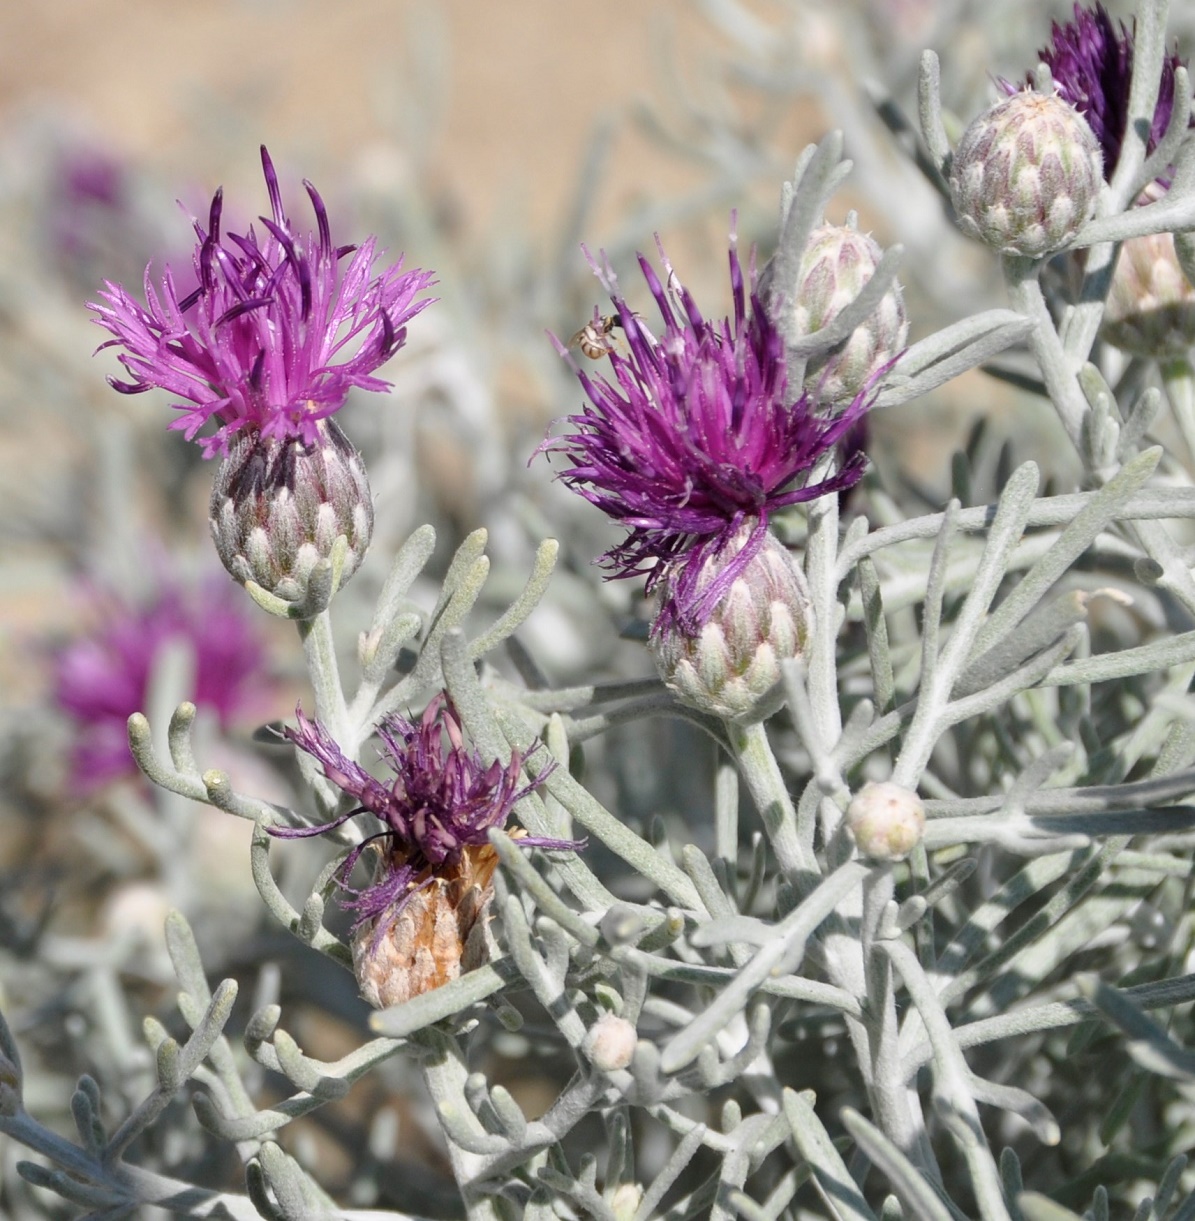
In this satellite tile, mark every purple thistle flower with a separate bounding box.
[273,695,576,936]
[542,233,871,634]
[1021,3,1189,179]
[54,573,274,790]
[89,146,436,458]
[60,145,126,210]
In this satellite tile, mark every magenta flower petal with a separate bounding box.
[89,146,436,457]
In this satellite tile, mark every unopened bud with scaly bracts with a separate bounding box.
[209,418,374,614]
[1100,187,1195,358]
[790,224,908,405]
[949,91,1103,259]
[651,528,812,722]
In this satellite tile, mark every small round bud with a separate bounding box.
[790,225,908,404]
[949,92,1102,258]
[583,1013,638,1072]
[610,1184,644,1220]
[651,531,811,722]
[846,781,925,861]
[1101,228,1195,358]
[209,418,373,616]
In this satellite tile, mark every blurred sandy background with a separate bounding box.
[0,0,735,251]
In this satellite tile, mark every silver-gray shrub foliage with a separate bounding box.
[7,0,1195,1217]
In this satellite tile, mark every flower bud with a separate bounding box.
[351,845,499,1009]
[846,781,925,861]
[949,92,1103,258]
[209,418,373,616]
[610,1184,644,1220]
[1101,228,1195,358]
[651,531,811,722]
[583,1013,638,1072]
[790,225,908,404]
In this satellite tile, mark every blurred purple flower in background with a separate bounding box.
[542,234,870,633]
[89,145,436,457]
[54,573,274,790]
[51,144,127,266]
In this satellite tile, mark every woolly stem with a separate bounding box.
[727,720,815,877]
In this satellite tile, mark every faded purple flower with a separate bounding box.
[90,146,435,458]
[47,143,144,290]
[542,234,871,633]
[1018,3,1188,178]
[54,573,274,790]
[53,145,128,265]
[273,695,576,935]
[60,145,125,210]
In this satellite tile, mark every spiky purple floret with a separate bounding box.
[273,695,576,930]
[54,573,272,789]
[89,146,436,457]
[1023,3,1188,177]
[542,235,871,633]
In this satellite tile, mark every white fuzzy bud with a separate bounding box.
[846,781,925,861]
[610,1183,644,1220]
[583,1013,638,1072]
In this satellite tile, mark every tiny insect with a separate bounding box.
[568,312,623,359]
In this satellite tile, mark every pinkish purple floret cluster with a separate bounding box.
[543,236,870,633]
[89,146,435,458]
[274,696,576,931]
[55,574,272,789]
[1015,3,1189,179]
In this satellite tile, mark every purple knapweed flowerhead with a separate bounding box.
[274,695,578,1006]
[1025,3,1189,180]
[542,232,871,637]
[89,145,435,458]
[90,147,435,613]
[54,573,274,791]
